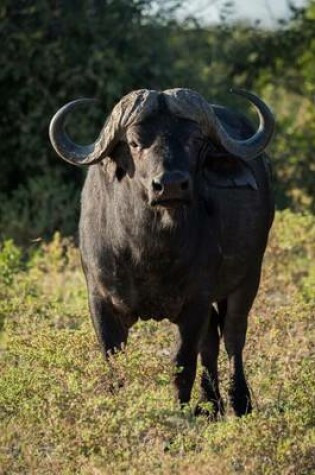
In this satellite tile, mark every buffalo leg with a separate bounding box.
[224,276,260,416]
[174,299,208,406]
[88,291,129,358]
[195,304,225,419]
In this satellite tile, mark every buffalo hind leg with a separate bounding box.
[224,275,260,416]
[195,303,225,419]
[88,291,129,358]
[174,299,209,406]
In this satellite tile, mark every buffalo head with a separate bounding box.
[49,88,274,208]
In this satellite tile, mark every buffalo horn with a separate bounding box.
[213,89,274,160]
[49,98,104,166]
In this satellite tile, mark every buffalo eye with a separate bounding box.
[184,135,204,153]
[128,140,141,150]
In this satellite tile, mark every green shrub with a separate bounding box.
[268,210,315,301]
[0,239,22,337]
[0,239,22,287]
[1,0,314,247]
[0,171,81,244]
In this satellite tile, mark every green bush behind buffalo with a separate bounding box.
[1,1,314,243]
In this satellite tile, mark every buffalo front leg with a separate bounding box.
[174,299,208,406]
[195,303,225,419]
[224,276,260,416]
[88,290,129,358]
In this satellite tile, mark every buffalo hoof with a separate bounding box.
[194,399,225,421]
[229,388,252,417]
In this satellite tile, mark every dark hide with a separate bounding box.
[79,102,274,418]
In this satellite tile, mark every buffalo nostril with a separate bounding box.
[180,180,189,191]
[152,180,163,193]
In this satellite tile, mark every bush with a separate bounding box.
[0,239,22,287]
[0,171,81,243]
[0,239,22,337]
[1,1,314,243]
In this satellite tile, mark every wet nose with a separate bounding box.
[151,171,192,199]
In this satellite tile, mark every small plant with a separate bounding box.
[0,239,22,338]
[0,239,22,287]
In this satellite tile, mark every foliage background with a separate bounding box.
[0,0,314,243]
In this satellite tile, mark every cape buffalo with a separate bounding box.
[49,88,274,417]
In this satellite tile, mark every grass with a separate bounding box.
[0,210,314,474]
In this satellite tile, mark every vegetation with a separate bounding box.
[0,211,314,474]
[1,1,314,243]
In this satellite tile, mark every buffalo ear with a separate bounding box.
[203,151,258,190]
[103,141,135,181]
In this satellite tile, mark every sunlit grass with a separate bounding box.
[0,211,314,474]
